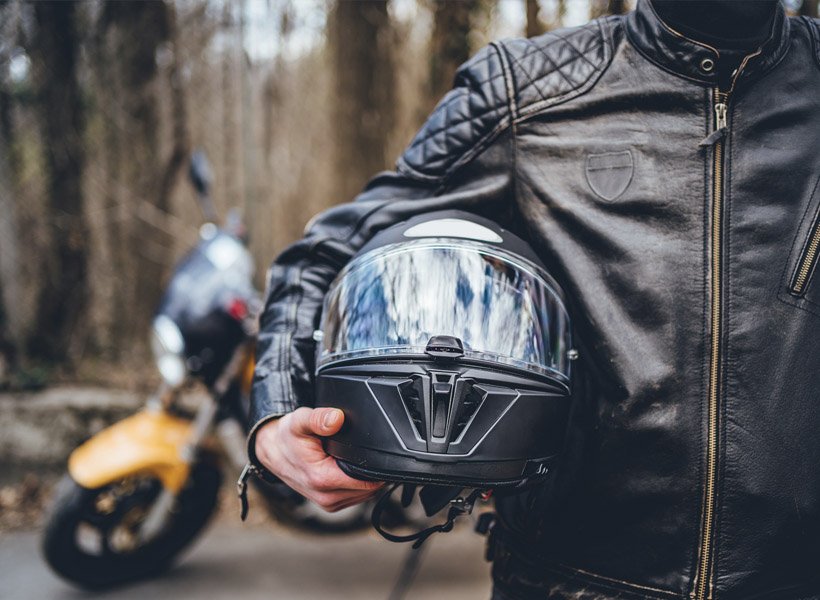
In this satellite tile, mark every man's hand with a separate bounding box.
[254,407,384,512]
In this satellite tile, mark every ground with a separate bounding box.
[0,386,492,599]
[0,517,491,600]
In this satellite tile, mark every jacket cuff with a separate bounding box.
[246,413,285,473]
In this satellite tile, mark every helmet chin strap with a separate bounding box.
[371,484,487,549]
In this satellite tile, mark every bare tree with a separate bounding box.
[331,0,395,203]
[93,0,188,352]
[0,10,21,369]
[591,0,628,19]
[526,0,545,37]
[429,0,479,107]
[27,0,88,364]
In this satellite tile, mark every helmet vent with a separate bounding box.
[398,378,426,441]
[451,382,484,440]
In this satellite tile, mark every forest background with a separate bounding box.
[1,0,816,390]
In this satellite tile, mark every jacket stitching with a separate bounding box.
[789,184,820,302]
[545,563,683,599]
[406,22,613,184]
[395,157,442,183]
[624,19,715,87]
[801,16,820,68]
[494,41,518,120]
[511,22,601,72]
[513,18,616,122]
[515,35,597,104]
[283,266,304,409]
[436,116,512,191]
[777,175,820,316]
[496,40,520,236]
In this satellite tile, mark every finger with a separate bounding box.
[325,492,381,513]
[310,457,386,492]
[313,488,382,512]
[285,407,317,437]
[307,407,345,437]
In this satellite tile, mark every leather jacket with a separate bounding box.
[249,1,820,598]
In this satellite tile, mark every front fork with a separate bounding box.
[138,392,220,542]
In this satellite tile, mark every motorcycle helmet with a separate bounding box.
[313,210,574,492]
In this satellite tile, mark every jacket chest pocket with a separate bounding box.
[780,177,820,316]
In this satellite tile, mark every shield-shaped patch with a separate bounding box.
[585,150,634,202]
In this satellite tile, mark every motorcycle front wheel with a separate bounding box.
[41,459,221,589]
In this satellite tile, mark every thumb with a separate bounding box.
[307,407,345,437]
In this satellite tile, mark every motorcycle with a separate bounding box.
[41,151,371,589]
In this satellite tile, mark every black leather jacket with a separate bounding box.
[249,1,820,598]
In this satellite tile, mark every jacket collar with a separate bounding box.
[626,0,790,88]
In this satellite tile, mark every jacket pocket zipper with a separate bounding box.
[790,210,820,296]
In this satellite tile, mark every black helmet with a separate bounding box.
[314,211,574,495]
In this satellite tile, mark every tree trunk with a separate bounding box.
[331,0,395,203]
[27,0,88,364]
[0,64,19,369]
[801,0,818,18]
[590,0,628,19]
[526,0,546,38]
[428,0,477,107]
[96,0,183,354]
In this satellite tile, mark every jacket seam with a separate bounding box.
[435,115,512,193]
[624,18,714,88]
[544,563,683,599]
[495,39,519,220]
[803,16,820,69]
[494,41,518,121]
[282,266,304,411]
[395,157,443,183]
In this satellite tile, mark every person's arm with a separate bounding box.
[249,43,517,510]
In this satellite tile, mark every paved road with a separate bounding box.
[0,520,491,600]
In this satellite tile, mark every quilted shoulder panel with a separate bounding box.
[499,17,616,120]
[397,43,511,182]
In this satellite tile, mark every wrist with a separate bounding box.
[246,413,284,475]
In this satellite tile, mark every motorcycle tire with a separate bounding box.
[41,459,221,589]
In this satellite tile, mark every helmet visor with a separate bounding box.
[317,239,571,381]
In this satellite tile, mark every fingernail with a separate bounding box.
[323,409,340,429]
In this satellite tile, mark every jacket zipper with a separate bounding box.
[694,87,727,600]
[694,47,762,600]
[790,212,820,296]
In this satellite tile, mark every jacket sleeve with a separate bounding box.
[247,42,517,464]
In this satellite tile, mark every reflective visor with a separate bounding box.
[317,240,571,380]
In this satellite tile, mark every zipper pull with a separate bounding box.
[715,102,728,130]
[237,463,256,521]
[699,102,728,147]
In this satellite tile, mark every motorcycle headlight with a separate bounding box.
[151,315,186,388]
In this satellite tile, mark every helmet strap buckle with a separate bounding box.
[371,484,488,549]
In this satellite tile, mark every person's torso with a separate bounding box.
[491,8,820,600]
